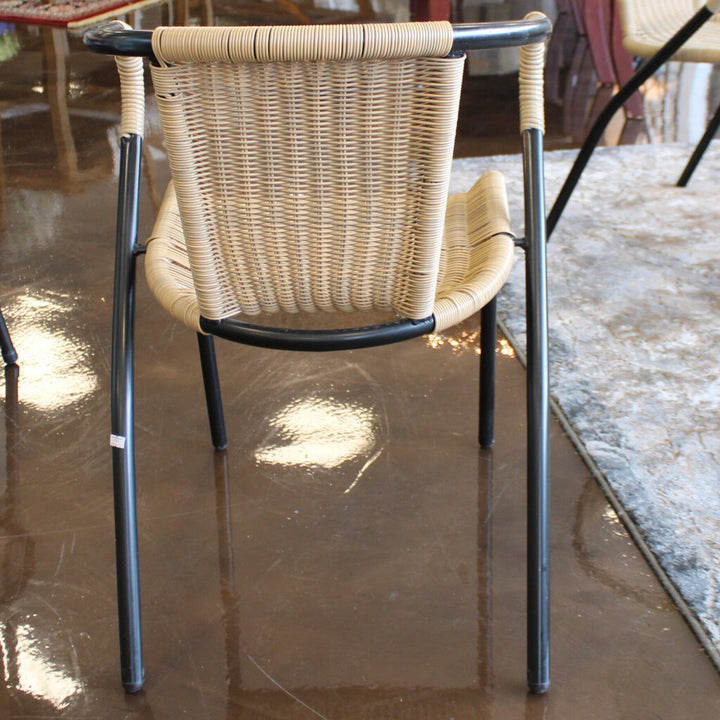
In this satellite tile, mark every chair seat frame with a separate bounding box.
[85,15,553,696]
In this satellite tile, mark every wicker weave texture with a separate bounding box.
[149,23,464,321]
[151,22,454,63]
[618,0,720,63]
[433,171,514,332]
[519,11,547,133]
[145,182,201,330]
[110,20,145,137]
[145,172,515,333]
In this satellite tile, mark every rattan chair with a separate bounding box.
[84,15,552,696]
[548,0,720,235]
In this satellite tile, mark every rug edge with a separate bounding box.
[496,313,720,676]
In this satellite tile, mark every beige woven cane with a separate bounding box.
[110,20,145,138]
[519,11,547,134]
[618,0,720,64]
[147,23,462,325]
[141,21,536,335]
[432,171,514,333]
[432,11,548,332]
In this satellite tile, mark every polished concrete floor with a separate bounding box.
[0,3,718,718]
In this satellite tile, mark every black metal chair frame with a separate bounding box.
[548,1,720,237]
[0,310,16,366]
[85,15,552,696]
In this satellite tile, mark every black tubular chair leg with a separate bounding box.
[479,297,497,448]
[110,133,144,694]
[0,308,17,365]
[197,333,228,450]
[677,98,720,186]
[546,4,716,237]
[523,126,550,694]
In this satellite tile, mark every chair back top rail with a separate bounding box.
[84,18,552,61]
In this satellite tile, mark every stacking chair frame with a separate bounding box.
[0,310,16,365]
[85,14,553,696]
[548,0,720,236]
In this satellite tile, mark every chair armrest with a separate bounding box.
[451,16,551,53]
[519,11,547,135]
[98,20,145,138]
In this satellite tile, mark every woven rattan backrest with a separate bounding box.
[149,23,462,321]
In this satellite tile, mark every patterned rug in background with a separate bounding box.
[450,143,720,669]
[0,0,162,27]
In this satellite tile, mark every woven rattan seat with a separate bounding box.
[85,15,553,697]
[146,173,515,334]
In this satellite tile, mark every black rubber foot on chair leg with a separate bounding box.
[2,350,17,365]
[122,669,145,694]
[123,680,144,694]
[529,681,550,695]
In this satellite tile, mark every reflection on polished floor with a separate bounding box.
[0,1,718,718]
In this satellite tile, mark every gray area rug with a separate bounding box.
[450,142,720,665]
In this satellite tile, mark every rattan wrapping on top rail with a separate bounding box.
[150,22,455,64]
[110,20,145,138]
[618,0,720,64]
[519,11,546,133]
